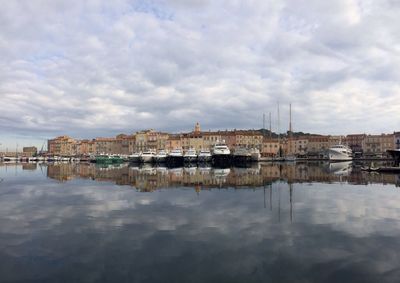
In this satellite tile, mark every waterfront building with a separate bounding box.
[363,134,394,156]
[346,134,366,155]
[328,135,345,147]
[166,134,182,151]
[48,136,77,156]
[234,130,263,150]
[23,146,37,157]
[94,137,118,155]
[181,132,204,151]
[307,136,329,157]
[203,131,222,149]
[262,138,280,157]
[394,132,400,150]
[286,136,308,156]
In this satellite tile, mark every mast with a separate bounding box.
[269,112,272,138]
[263,113,265,131]
[289,103,292,136]
[277,102,281,157]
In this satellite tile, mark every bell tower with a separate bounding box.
[194,122,201,133]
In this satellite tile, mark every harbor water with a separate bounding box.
[1,162,400,282]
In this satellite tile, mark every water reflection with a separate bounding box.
[27,162,400,189]
[1,162,400,282]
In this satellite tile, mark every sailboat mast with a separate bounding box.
[269,112,272,138]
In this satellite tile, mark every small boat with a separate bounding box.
[198,149,212,163]
[184,148,197,163]
[95,155,123,164]
[140,150,155,163]
[154,150,167,163]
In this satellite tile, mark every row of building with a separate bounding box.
[47,123,400,157]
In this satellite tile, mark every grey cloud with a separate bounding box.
[1,0,400,147]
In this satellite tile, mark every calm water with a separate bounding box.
[1,162,400,283]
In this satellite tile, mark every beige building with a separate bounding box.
[286,136,308,156]
[166,135,182,151]
[262,138,280,157]
[328,135,345,148]
[363,134,394,156]
[234,130,263,149]
[48,136,77,156]
[307,136,329,156]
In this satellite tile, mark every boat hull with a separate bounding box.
[184,156,197,163]
[198,156,212,163]
[166,155,184,166]
[212,154,233,165]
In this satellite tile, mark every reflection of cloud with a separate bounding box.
[2,165,400,281]
[2,1,400,146]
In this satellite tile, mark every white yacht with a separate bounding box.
[140,150,155,163]
[154,150,168,163]
[328,145,353,161]
[233,147,251,162]
[184,148,197,163]
[167,148,184,164]
[198,149,212,163]
[212,142,232,164]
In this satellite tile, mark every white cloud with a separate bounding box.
[1,0,400,147]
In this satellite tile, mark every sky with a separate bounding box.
[1,0,400,150]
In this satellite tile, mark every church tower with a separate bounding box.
[194,122,201,133]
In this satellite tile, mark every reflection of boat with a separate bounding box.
[328,145,353,161]
[184,148,197,163]
[198,150,212,163]
[328,161,352,176]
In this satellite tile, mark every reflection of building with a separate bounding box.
[45,162,400,191]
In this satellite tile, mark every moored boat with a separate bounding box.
[154,150,167,163]
[167,148,184,165]
[212,142,232,165]
[198,149,212,163]
[128,152,141,163]
[233,147,252,163]
[140,150,155,163]
[328,145,353,161]
[183,148,197,163]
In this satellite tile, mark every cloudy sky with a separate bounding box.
[1,0,400,149]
